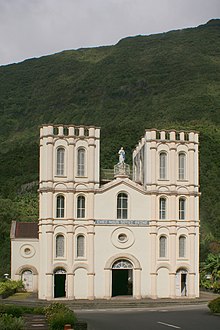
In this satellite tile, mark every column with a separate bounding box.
[87,230,95,299]
[88,140,95,183]
[188,146,195,185]
[67,140,75,182]
[169,273,176,298]
[188,232,196,297]
[134,269,141,299]
[67,273,74,299]
[47,137,54,184]
[188,273,195,298]
[46,227,53,299]
[150,273,157,299]
[46,273,53,299]
[150,229,157,298]
[170,146,176,185]
[150,145,157,185]
[104,269,111,299]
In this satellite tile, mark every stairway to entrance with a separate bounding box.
[23,314,48,330]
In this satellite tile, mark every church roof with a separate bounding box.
[11,221,38,239]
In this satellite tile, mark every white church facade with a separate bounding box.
[11,124,200,300]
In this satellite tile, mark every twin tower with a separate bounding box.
[11,124,199,300]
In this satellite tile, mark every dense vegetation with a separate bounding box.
[0,19,220,275]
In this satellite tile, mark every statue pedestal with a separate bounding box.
[114,163,130,178]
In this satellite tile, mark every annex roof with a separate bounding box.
[10,221,38,239]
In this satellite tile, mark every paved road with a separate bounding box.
[76,304,220,330]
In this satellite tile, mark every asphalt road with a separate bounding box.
[76,304,220,330]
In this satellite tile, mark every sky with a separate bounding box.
[0,0,219,66]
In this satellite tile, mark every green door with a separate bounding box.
[54,273,66,298]
[112,269,132,297]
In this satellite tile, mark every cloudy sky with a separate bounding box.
[0,0,219,66]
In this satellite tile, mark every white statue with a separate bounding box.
[118,147,125,164]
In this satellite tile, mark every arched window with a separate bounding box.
[178,153,186,180]
[56,195,64,218]
[56,147,65,176]
[117,193,128,219]
[56,235,64,257]
[159,236,167,258]
[77,148,86,176]
[159,197,166,220]
[179,198,186,220]
[77,195,85,218]
[179,236,186,258]
[77,235,85,257]
[159,152,167,179]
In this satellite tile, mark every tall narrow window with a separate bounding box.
[159,152,167,179]
[179,153,186,180]
[57,147,65,176]
[159,197,166,220]
[56,195,64,218]
[77,195,85,218]
[159,236,167,258]
[179,236,186,257]
[77,235,85,257]
[179,198,186,220]
[56,235,64,257]
[77,148,85,176]
[117,193,128,219]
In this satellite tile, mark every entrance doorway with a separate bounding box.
[22,270,33,291]
[54,269,66,298]
[112,260,133,297]
[176,269,187,297]
[181,273,187,296]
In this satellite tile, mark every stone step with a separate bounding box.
[23,314,48,330]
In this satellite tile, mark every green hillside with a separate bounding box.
[0,19,220,275]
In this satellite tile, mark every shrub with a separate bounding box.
[213,281,220,294]
[44,303,77,330]
[33,306,45,315]
[0,304,23,317]
[0,280,24,299]
[208,297,220,313]
[48,311,77,330]
[44,302,70,321]
[0,314,24,330]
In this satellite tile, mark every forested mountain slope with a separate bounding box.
[0,19,220,275]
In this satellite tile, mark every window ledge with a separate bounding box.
[55,175,67,178]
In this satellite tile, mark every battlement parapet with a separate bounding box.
[40,124,100,139]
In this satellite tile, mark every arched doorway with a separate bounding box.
[21,270,33,291]
[176,268,188,297]
[112,259,133,297]
[54,268,66,298]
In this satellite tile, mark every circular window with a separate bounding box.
[24,248,31,255]
[118,233,127,242]
[111,227,134,249]
[20,244,35,258]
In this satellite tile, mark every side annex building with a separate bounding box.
[10,125,200,300]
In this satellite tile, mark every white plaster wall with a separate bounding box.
[157,267,170,297]
[74,268,88,299]
[94,182,149,220]
[93,225,151,298]
[11,239,39,292]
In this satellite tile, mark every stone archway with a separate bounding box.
[112,260,133,297]
[54,268,66,298]
[104,253,142,299]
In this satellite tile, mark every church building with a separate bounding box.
[10,124,200,299]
